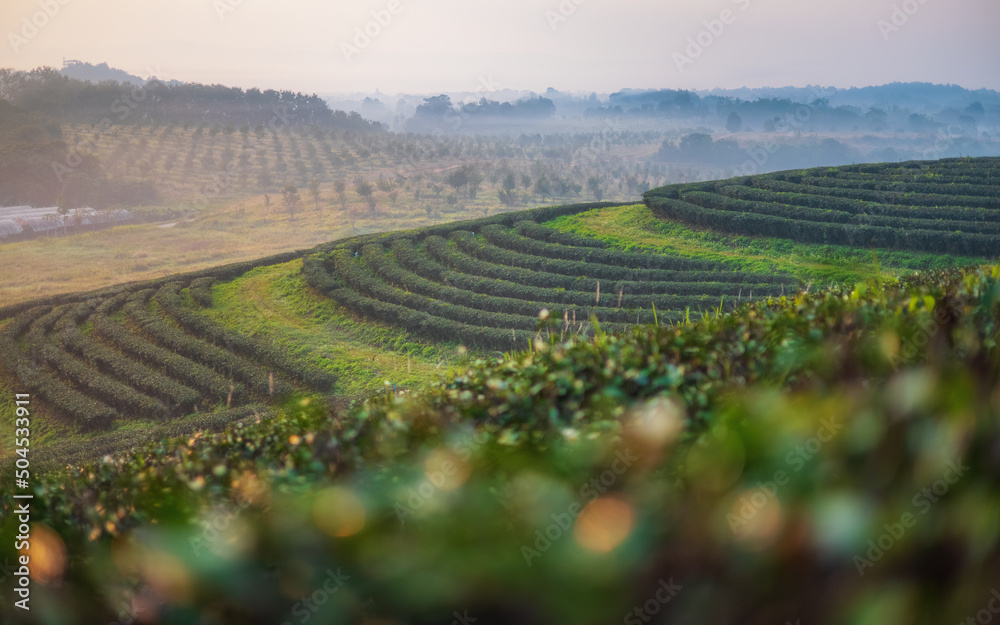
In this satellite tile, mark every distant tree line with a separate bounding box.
[405,95,556,133]
[585,87,996,135]
[655,133,864,172]
[0,67,384,132]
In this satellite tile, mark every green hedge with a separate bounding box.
[453,231,778,283]
[820,169,1000,187]
[0,337,118,428]
[154,283,336,392]
[394,239,786,302]
[799,175,1000,202]
[393,240,767,312]
[720,184,1000,224]
[329,249,542,331]
[314,201,622,256]
[480,224,721,271]
[188,277,215,308]
[124,291,290,399]
[689,190,1000,235]
[24,306,169,420]
[0,249,307,323]
[512,220,608,249]
[424,235,795,291]
[30,339,168,420]
[362,244,699,323]
[323,286,537,352]
[0,305,52,340]
[445,270,785,305]
[91,311,240,405]
[55,304,200,412]
[0,307,119,428]
[646,195,1000,257]
[756,176,999,210]
[302,254,342,293]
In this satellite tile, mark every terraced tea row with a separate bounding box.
[303,207,801,351]
[7,157,995,433]
[5,205,615,430]
[645,157,1000,257]
[0,269,336,431]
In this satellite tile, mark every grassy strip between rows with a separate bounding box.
[204,259,463,401]
[544,204,988,285]
[156,282,337,391]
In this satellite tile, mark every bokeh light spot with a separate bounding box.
[314,487,366,537]
[23,524,66,585]
[424,448,471,491]
[574,497,634,553]
[727,488,784,550]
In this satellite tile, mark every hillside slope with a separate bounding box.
[2,158,995,471]
[1,261,997,625]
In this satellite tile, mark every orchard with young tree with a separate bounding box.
[282,184,301,220]
[354,176,377,215]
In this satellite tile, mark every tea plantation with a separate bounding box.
[0,157,998,625]
[302,204,801,351]
[645,156,1000,256]
[0,252,336,431]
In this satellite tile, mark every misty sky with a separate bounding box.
[1,0,998,96]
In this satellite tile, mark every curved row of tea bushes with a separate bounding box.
[645,158,1000,257]
[123,291,290,399]
[302,211,797,349]
[154,283,336,391]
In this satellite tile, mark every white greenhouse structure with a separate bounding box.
[0,206,133,241]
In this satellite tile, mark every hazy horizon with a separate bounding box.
[2,0,998,96]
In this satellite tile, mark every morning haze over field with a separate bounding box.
[1,2,999,625]
[2,0,999,92]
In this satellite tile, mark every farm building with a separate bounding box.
[0,219,24,238]
[0,206,133,241]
